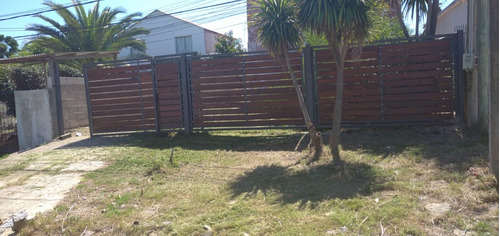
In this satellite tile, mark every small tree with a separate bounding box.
[0,35,19,59]
[215,31,244,54]
[297,0,371,163]
[254,0,322,156]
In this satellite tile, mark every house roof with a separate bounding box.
[438,0,466,20]
[0,51,119,64]
[140,9,224,36]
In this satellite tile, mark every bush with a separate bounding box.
[0,64,82,115]
[0,82,15,115]
[10,65,46,90]
[60,64,83,77]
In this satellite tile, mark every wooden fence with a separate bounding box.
[315,39,456,125]
[84,33,464,136]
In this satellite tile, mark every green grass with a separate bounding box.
[18,128,499,235]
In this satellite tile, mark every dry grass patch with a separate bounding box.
[17,128,498,235]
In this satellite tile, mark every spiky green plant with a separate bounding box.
[297,0,371,162]
[253,0,322,156]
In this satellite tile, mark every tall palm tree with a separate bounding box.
[297,0,371,163]
[253,0,322,156]
[402,0,428,36]
[27,0,149,69]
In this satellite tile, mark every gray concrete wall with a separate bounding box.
[15,89,54,151]
[60,77,88,130]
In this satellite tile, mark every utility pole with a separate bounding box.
[488,0,499,183]
[477,0,490,132]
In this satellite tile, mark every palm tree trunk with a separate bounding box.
[428,0,440,35]
[394,0,411,38]
[283,49,322,155]
[415,0,420,36]
[328,46,345,163]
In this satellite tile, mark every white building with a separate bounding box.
[436,0,468,35]
[119,10,222,58]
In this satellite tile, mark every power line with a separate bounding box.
[0,1,77,18]
[10,0,246,40]
[0,0,99,22]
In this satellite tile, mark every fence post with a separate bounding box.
[83,64,94,137]
[378,45,385,122]
[50,60,65,136]
[151,58,160,135]
[455,30,466,124]
[180,54,192,135]
[303,44,317,125]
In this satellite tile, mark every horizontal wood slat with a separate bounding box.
[87,37,457,134]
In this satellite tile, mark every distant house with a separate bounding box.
[436,0,468,35]
[119,10,223,58]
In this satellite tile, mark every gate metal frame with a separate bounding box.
[83,32,465,136]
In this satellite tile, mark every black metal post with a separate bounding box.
[151,58,161,135]
[180,54,192,135]
[455,30,466,123]
[378,45,385,121]
[83,64,94,137]
[52,61,64,136]
[303,44,317,125]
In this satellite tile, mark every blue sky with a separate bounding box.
[0,0,452,49]
[0,0,248,47]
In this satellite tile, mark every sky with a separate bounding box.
[0,0,453,50]
[0,0,248,48]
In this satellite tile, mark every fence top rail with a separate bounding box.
[187,49,301,61]
[84,58,152,70]
[311,32,458,51]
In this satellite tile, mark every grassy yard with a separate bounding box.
[18,128,498,235]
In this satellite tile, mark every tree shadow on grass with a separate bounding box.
[57,131,310,152]
[229,161,381,209]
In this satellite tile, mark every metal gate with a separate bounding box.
[84,32,464,136]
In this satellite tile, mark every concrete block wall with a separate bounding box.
[60,77,89,130]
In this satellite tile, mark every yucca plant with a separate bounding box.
[253,0,322,156]
[297,0,371,163]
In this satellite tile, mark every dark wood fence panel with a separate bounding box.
[190,52,304,128]
[155,61,184,130]
[315,37,456,125]
[84,34,461,135]
[381,40,454,122]
[316,46,382,123]
[87,63,156,133]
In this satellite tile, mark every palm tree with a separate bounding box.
[297,0,371,163]
[27,0,149,70]
[253,0,322,156]
[402,0,428,36]
[389,0,411,38]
